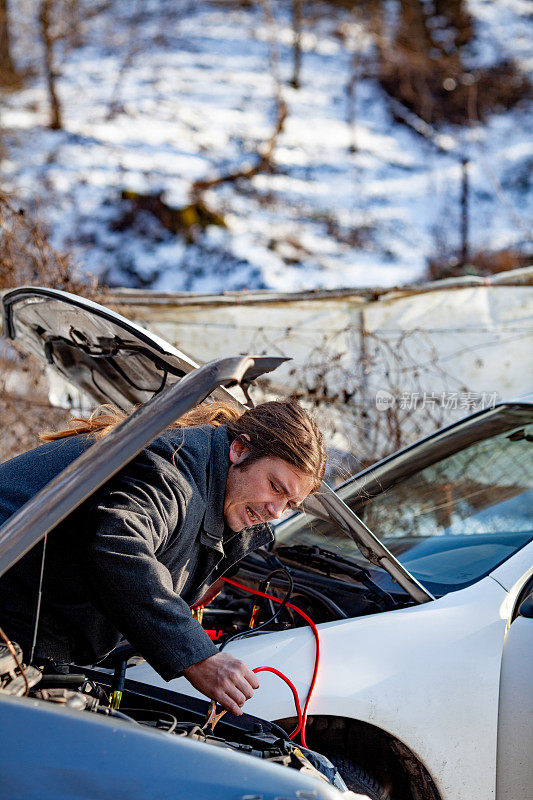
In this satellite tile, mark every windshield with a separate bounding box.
[276,407,533,596]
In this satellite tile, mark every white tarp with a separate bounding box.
[3,268,530,461]
[101,268,532,459]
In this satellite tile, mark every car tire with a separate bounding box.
[326,755,394,800]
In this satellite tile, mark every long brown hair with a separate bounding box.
[40,399,326,491]
[40,402,241,441]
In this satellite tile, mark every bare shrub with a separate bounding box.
[0,191,100,461]
[380,53,531,127]
[427,248,533,281]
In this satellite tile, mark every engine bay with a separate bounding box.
[198,546,413,646]
[0,639,346,791]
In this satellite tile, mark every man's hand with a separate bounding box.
[183,652,259,716]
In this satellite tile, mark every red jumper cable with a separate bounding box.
[220,576,320,748]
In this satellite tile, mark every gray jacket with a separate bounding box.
[0,424,273,680]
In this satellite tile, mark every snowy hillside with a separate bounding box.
[1,0,531,291]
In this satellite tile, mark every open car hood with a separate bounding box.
[2,287,249,412]
[0,354,286,576]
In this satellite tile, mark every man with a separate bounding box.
[0,400,325,715]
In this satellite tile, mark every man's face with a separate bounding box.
[224,438,315,532]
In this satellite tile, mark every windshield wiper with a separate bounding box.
[275,544,398,606]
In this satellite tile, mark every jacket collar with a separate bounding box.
[222,522,275,562]
[200,425,230,553]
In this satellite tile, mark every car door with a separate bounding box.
[496,571,533,800]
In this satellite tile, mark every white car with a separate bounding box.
[4,287,531,800]
[138,399,533,800]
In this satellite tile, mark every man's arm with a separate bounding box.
[83,460,257,713]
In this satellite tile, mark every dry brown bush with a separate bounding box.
[380,55,531,127]
[339,0,532,127]
[0,192,101,462]
[427,248,533,281]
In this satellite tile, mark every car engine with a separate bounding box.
[0,639,347,792]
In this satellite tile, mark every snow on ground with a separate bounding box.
[1,0,531,291]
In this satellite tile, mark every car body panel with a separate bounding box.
[490,544,533,593]
[135,575,512,800]
[496,571,533,800]
[0,693,345,800]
